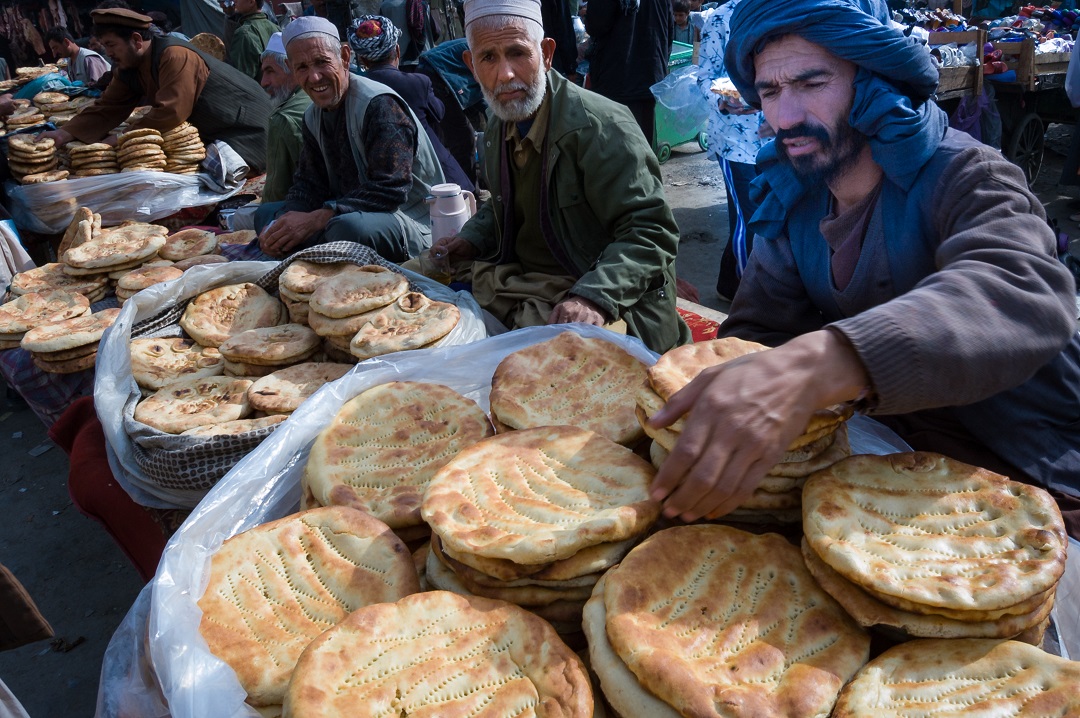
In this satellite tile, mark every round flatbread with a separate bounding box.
[21,308,120,353]
[159,228,219,261]
[63,226,167,269]
[179,282,286,348]
[426,543,595,606]
[20,169,69,184]
[133,376,254,433]
[198,506,420,707]
[767,423,851,478]
[32,91,68,106]
[9,134,54,153]
[73,168,120,177]
[117,127,162,144]
[0,290,90,334]
[172,254,229,271]
[9,158,57,174]
[223,358,279,377]
[348,292,460,359]
[604,525,870,718]
[68,142,114,154]
[218,323,320,366]
[116,265,184,293]
[279,260,356,296]
[431,533,619,589]
[10,264,108,297]
[33,340,99,362]
[648,337,767,401]
[422,425,660,565]
[307,265,408,318]
[283,590,592,718]
[31,351,97,374]
[179,414,287,437]
[216,229,257,245]
[802,452,1068,613]
[247,362,352,414]
[303,381,494,529]
[490,332,648,446]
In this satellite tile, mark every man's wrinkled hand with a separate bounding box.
[259,208,332,258]
[548,295,607,326]
[35,128,74,146]
[431,234,477,263]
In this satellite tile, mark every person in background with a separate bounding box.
[348,15,474,191]
[226,0,282,80]
[672,0,693,44]
[146,10,190,40]
[46,27,111,86]
[255,17,445,260]
[259,32,312,203]
[585,0,673,144]
[542,0,579,78]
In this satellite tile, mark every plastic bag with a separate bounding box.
[650,65,712,140]
[95,250,488,510]
[96,324,924,718]
[5,141,247,234]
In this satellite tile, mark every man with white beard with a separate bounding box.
[258,32,312,203]
[431,0,689,352]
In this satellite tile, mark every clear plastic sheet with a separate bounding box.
[650,65,712,140]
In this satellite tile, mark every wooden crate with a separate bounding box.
[929,29,985,100]
[992,38,1070,91]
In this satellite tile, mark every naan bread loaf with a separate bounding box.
[247,363,352,414]
[130,337,224,390]
[423,426,659,565]
[116,265,184,293]
[179,283,286,347]
[832,639,1080,717]
[490,332,649,446]
[172,254,229,271]
[802,452,1067,613]
[283,590,592,718]
[159,228,219,261]
[278,260,355,297]
[217,323,320,366]
[436,532,635,584]
[10,263,108,296]
[307,265,408,318]
[62,224,167,269]
[21,308,120,353]
[197,507,420,707]
[348,292,460,359]
[303,381,493,528]
[133,376,253,433]
[604,525,870,718]
[648,336,767,400]
[180,414,287,437]
[0,290,90,334]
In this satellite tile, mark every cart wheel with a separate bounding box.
[657,143,672,163]
[697,132,708,152]
[1004,112,1045,186]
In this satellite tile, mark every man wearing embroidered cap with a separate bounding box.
[254,16,444,261]
[259,31,311,202]
[648,0,1080,536]
[430,0,689,352]
[39,6,271,173]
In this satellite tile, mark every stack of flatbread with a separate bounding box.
[302,381,493,546]
[161,122,205,175]
[639,337,853,523]
[116,128,166,173]
[277,260,355,326]
[4,106,45,134]
[20,308,120,373]
[134,375,255,433]
[217,323,321,377]
[489,332,648,447]
[62,222,169,282]
[159,228,219,261]
[246,362,351,415]
[36,94,93,127]
[178,283,286,347]
[801,452,1067,643]
[9,263,109,304]
[585,524,870,718]
[68,142,119,178]
[832,638,1080,716]
[421,425,660,639]
[0,290,90,351]
[284,590,593,718]
[7,135,64,184]
[115,266,183,305]
[129,337,225,391]
[197,506,420,714]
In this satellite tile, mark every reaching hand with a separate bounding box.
[430,235,477,263]
[35,128,74,146]
[548,295,607,326]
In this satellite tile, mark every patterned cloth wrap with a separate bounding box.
[348,15,401,62]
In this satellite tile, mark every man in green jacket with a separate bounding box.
[227,0,280,81]
[259,32,311,202]
[432,0,689,353]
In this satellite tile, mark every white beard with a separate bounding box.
[482,69,547,123]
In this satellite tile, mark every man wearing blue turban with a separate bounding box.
[649,0,1080,537]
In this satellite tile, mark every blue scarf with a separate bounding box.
[726,0,948,239]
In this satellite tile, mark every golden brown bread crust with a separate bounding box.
[604,525,870,718]
[802,452,1068,612]
[179,283,286,347]
[62,224,167,269]
[432,533,618,588]
[197,506,419,707]
[133,376,253,433]
[247,362,352,414]
[278,260,354,295]
[423,426,660,565]
[647,337,767,401]
[130,338,224,390]
[217,323,320,366]
[307,264,408,318]
[283,590,593,718]
[10,263,108,296]
[0,290,90,334]
[490,332,649,446]
[348,292,460,360]
[159,228,218,260]
[21,308,120,352]
[831,639,1080,717]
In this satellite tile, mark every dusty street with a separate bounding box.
[0,129,1076,717]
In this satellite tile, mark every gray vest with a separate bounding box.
[303,74,444,230]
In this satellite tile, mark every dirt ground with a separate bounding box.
[0,128,1076,717]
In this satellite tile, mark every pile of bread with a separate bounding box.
[66,142,120,178]
[0,289,119,372]
[30,90,93,127]
[7,134,63,184]
[2,100,45,135]
[160,122,206,175]
[185,332,1078,717]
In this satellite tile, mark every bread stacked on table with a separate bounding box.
[67,142,119,178]
[801,452,1067,644]
[116,128,167,173]
[7,135,64,184]
[115,266,184,305]
[218,324,321,377]
[62,220,169,285]
[34,92,93,127]
[0,290,90,351]
[301,381,494,546]
[20,307,120,373]
[489,332,648,446]
[4,105,45,134]
[178,283,287,348]
[10,262,109,304]
[158,228,220,261]
[161,122,205,175]
[421,425,660,641]
[638,337,854,523]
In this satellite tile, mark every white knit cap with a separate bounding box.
[463,0,543,28]
[265,32,285,55]
[282,16,340,47]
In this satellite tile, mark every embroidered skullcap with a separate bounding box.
[463,0,543,28]
[265,31,285,56]
[282,15,340,47]
[90,7,153,30]
[348,16,401,61]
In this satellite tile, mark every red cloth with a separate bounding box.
[677,306,720,343]
[49,397,173,583]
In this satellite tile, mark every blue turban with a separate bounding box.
[724,0,949,239]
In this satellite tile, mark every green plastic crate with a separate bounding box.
[669,41,694,69]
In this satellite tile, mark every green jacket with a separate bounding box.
[228,12,279,82]
[263,87,312,203]
[459,70,690,353]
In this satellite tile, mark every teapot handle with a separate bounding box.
[461,190,477,217]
